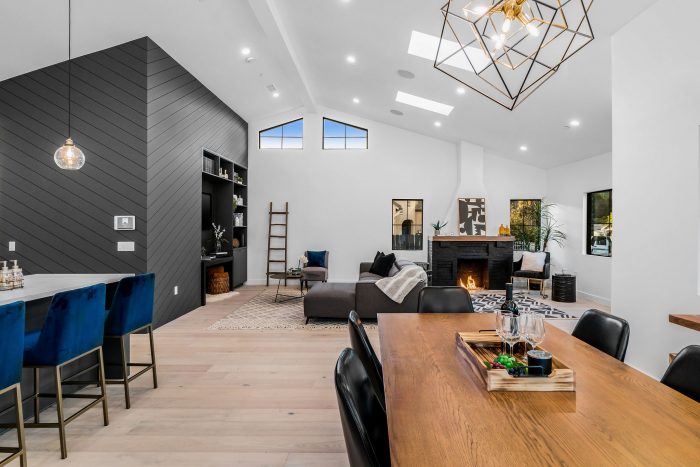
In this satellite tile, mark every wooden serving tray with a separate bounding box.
[456,332,575,392]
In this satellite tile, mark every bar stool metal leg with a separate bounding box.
[105,324,158,408]
[148,325,158,389]
[14,385,27,467]
[54,366,67,459]
[24,346,111,459]
[98,348,109,426]
[0,384,27,467]
[119,335,131,409]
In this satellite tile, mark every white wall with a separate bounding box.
[547,153,612,305]
[612,0,700,378]
[248,106,546,283]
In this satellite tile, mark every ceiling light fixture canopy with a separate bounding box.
[54,0,85,170]
[436,0,594,110]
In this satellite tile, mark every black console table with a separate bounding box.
[552,274,577,302]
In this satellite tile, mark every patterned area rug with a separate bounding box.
[472,293,574,319]
[209,287,372,330]
[209,287,573,331]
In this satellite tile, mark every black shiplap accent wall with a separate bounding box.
[145,38,247,326]
[0,39,148,275]
[0,37,248,327]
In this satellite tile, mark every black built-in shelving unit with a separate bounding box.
[202,149,247,291]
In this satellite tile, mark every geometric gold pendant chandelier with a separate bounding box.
[435,0,594,110]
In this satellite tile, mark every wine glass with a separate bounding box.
[524,313,546,352]
[501,314,520,357]
[495,311,505,354]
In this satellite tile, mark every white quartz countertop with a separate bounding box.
[0,274,133,306]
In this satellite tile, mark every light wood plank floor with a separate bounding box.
[1,285,604,466]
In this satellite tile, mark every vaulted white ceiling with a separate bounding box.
[1,0,657,168]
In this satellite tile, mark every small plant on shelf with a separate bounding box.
[212,223,228,253]
[431,220,448,236]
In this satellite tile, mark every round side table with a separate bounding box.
[552,274,577,303]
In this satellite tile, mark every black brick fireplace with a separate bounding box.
[430,236,514,290]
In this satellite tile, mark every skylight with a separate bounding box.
[395,91,454,116]
[407,30,490,73]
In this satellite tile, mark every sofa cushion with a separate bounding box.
[521,252,546,272]
[307,250,327,268]
[302,266,328,281]
[395,259,413,270]
[369,252,396,277]
[514,270,544,279]
[388,262,400,277]
[304,283,356,319]
[359,271,383,282]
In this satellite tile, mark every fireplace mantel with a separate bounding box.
[433,235,514,242]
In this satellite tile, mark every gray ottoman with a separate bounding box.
[304,283,356,323]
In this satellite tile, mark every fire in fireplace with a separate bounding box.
[457,259,489,291]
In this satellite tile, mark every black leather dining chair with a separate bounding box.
[348,311,385,411]
[571,309,630,361]
[335,348,390,467]
[417,286,474,313]
[661,345,700,403]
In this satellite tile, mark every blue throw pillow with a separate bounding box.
[307,251,327,268]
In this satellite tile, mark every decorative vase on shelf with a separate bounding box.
[216,240,222,253]
[434,229,441,236]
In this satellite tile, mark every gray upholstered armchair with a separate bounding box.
[302,250,329,289]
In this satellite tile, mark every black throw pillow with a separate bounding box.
[370,252,396,277]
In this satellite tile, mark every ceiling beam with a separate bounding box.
[247,0,317,113]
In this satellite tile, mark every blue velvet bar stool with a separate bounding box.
[23,283,109,459]
[0,302,27,467]
[104,273,157,409]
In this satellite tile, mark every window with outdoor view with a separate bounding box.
[587,189,612,257]
[259,118,303,149]
[323,118,368,149]
[510,199,541,251]
[392,199,423,250]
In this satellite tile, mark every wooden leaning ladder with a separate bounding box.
[266,202,289,286]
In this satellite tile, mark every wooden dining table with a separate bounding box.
[378,313,700,467]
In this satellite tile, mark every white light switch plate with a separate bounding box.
[8,241,15,251]
[174,286,179,295]
[117,241,135,252]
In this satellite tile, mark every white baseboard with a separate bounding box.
[577,290,610,307]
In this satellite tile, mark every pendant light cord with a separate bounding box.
[68,0,72,138]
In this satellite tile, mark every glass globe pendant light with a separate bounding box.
[54,0,85,170]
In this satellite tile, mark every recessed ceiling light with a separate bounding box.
[520,145,528,152]
[241,47,251,56]
[245,56,256,63]
[397,69,415,79]
[457,87,466,95]
[346,55,356,64]
[569,119,581,127]
[390,109,404,116]
[434,121,442,127]
[395,91,454,116]
[352,97,360,104]
[272,92,280,98]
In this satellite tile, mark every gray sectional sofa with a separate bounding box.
[303,259,425,322]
